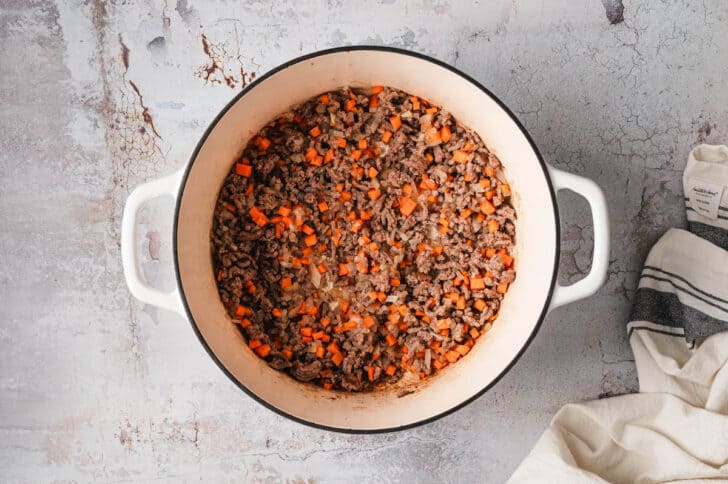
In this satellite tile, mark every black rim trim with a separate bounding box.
[172,45,561,434]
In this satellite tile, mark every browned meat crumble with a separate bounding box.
[212,86,516,391]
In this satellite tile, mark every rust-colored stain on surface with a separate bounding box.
[195,32,257,89]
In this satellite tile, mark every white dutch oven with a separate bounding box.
[121,47,609,432]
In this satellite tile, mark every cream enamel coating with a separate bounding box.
[122,48,609,431]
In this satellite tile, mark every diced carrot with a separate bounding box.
[440,125,452,142]
[460,208,472,219]
[235,305,251,318]
[326,341,341,354]
[367,366,376,381]
[485,166,495,177]
[255,344,271,357]
[385,364,397,376]
[322,148,335,163]
[500,252,514,268]
[369,96,379,109]
[316,263,327,274]
[340,191,352,202]
[304,234,318,247]
[304,147,318,162]
[315,346,325,358]
[368,188,381,200]
[245,183,254,196]
[488,219,500,233]
[323,381,333,390]
[253,136,271,150]
[496,282,509,294]
[456,295,466,310]
[485,248,497,258]
[432,246,443,256]
[435,319,452,330]
[390,115,402,131]
[281,348,293,359]
[381,130,392,143]
[248,339,262,350]
[470,277,485,290]
[248,206,268,227]
[320,317,331,328]
[473,299,486,311]
[479,178,491,189]
[360,209,372,221]
[362,315,376,328]
[453,150,469,163]
[371,85,384,94]
[385,334,397,346]
[331,352,344,366]
[430,340,441,350]
[345,99,357,112]
[272,308,283,318]
[317,200,329,212]
[399,197,417,216]
[402,183,413,195]
[420,178,438,190]
[300,327,313,337]
[485,190,494,200]
[367,166,379,178]
[446,351,460,363]
[302,224,315,235]
[455,345,470,356]
[338,263,350,276]
[480,199,496,215]
[319,94,329,104]
[390,278,400,287]
[432,359,447,370]
[278,206,291,217]
[225,203,237,213]
[235,163,252,177]
[309,126,321,137]
[463,140,474,151]
[313,330,326,340]
[425,129,441,144]
[351,150,362,161]
[425,106,437,114]
[281,277,292,289]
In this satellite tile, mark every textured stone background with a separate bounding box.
[1,0,727,482]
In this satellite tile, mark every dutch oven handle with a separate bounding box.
[121,170,185,316]
[547,166,610,311]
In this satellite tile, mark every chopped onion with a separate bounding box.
[385,294,399,304]
[309,264,321,288]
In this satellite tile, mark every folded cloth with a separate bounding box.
[684,144,728,250]
[508,145,728,484]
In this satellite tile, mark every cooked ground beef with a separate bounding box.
[212,86,516,391]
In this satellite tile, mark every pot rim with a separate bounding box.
[172,45,560,434]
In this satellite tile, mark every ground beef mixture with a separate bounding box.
[212,86,516,391]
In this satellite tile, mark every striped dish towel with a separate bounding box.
[509,144,728,483]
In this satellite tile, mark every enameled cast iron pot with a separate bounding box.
[121,47,609,433]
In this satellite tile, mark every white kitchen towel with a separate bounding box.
[508,145,728,484]
[684,144,728,250]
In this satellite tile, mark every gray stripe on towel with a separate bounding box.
[687,221,728,250]
[630,288,728,342]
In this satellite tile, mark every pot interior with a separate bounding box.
[176,49,557,431]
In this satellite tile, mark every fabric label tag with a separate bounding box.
[687,177,725,219]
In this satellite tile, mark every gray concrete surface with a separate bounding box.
[1,0,727,482]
